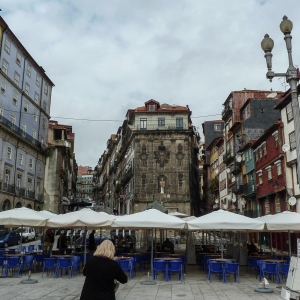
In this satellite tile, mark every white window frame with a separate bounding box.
[33,110,38,122]
[262,142,267,156]
[24,103,28,114]
[290,131,296,151]
[36,74,41,87]
[13,91,18,106]
[19,153,23,165]
[4,38,10,54]
[42,118,46,130]
[44,84,48,95]
[275,160,282,176]
[26,63,31,77]
[0,106,3,117]
[32,130,36,139]
[275,196,281,213]
[11,115,16,127]
[29,158,33,169]
[22,124,26,136]
[25,83,30,95]
[0,81,6,95]
[214,124,221,131]
[14,72,20,86]
[265,199,270,214]
[266,166,272,180]
[43,101,47,110]
[7,147,12,160]
[38,163,41,172]
[2,59,8,75]
[27,177,32,191]
[34,92,39,103]
[16,52,22,66]
[286,102,293,122]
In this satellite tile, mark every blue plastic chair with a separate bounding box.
[256,260,263,281]
[261,262,281,284]
[152,260,168,281]
[248,257,258,274]
[42,258,57,278]
[168,260,182,282]
[22,254,35,274]
[280,263,290,281]
[35,253,44,271]
[3,257,22,277]
[208,261,224,283]
[21,246,26,253]
[38,244,43,251]
[71,256,80,276]
[118,259,134,280]
[28,245,35,252]
[0,256,7,275]
[224,262,240,283]
[55,258,72,279]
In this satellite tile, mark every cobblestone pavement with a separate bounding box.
[0,265,284,300]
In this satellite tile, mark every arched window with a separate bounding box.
[27,204,32,209]
[15,202,22,208]
[2,199,11,211]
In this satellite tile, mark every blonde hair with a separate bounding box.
[94,240,115,260]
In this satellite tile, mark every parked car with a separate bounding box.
[0,229,21,248]
[18,227,36,242]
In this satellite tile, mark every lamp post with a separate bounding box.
[261,15,300,185]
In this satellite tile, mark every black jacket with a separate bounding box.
[80,256,127,300]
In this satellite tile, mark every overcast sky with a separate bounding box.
[2,0,300,167]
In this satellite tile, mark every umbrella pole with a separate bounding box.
[288,230,292,258]
[84,226,87,265]
[221,229,223,259]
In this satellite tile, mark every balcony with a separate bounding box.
[3,184,15,194]
[243,182,256,196]
[135,123,188,131]
[27,191,35,200]
[0,115,41,149]
[244,209,259,218]
[232,162,242,175]
[232,182,244,194]
[15,187,26,196]
[37,194,44,202]
[223,149,234,163]
[222,104,232,119]
[121,167,133,186]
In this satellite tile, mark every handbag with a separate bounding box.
[114,280,120,294]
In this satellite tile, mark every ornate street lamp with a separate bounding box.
[261,16,300,184]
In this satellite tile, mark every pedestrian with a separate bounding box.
[48,230,55,251]
[43,229,50,252]
[57,232,68,250]
[89,230,96,251]
[80,240,127,300]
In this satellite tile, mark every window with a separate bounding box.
[24,104,28,114]
[7,147,12,159]
[176,117,183,129]
[140,118,147,130]
[22,124,26,136]
[266,166,272,180]
[214,124,221,131]
[19,153,23,165]
[262,143,267,156]
[14,72,20,86]
[33,110,37,122]
[32,130,36,139]
[34,92,39,103]
[44,84,48,95]
[36,74,41,87]
[242,104,251,120]
[36,181,40,194]
[249,150,252,160]
[275,196,281,213]
[2,59,8,75]
[43,101,46,110]
[38,163,41,172]
[25,83,30,95]
[257,171,263,185]
[0,81,6,95]
[26,64,31,77]
[158,118,165,127]
[13,91,18,106]
[41,136,44,145]
[275,160,282,176]
[148,104,156,111]
[254,151,258,163]
[29,158,33,169]
[0,106,3,118]
[17,174,22,189]
[286,102,293,122]
[245,151,249,162]
[11,115,16,127]
[16,52,22,66]
[27,177,32,190]
[5,169,10,186]
[273,131,279,148]
[258,147,262,159]
[4,38,11,54]
[42,118,46,130]
[290,131,296,151]
[265,199,270,214]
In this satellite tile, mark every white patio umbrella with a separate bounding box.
[0,207,48,250]
[46,208,115,264]
[182,216,197,221]
[39,210,57,218]
[112,209,186,284]
[187,209,265,258]
[263,211,300,257]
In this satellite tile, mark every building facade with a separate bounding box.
[76,166,94,201]
[93,100,201,216]
[0,17,54,211]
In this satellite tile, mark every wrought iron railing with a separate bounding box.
[223,149,234,163]
[134,123,188,131]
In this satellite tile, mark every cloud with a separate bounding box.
[2,0,300,166]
